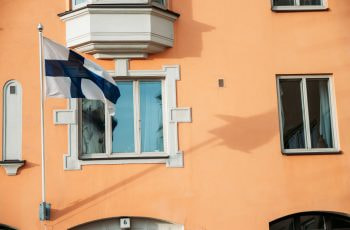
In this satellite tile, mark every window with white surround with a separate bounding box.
[276,75,339,154]
[272,0,328,11]
[80,79,166,158]
[55,65,191,170]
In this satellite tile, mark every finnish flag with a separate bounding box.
[43,37,120,114]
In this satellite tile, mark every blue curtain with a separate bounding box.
[112,81,135,153]
[140,81,164,152]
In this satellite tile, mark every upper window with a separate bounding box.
[71,0,167,10]
[81,79,165,159]
[272,0,328,11]
[277,75,338,154]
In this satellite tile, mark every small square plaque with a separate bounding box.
[120,218,130,228]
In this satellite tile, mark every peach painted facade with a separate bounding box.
[1,0,350,229]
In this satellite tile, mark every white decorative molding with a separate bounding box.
[115,59,129,77]
[166,152,183,168]
[61,64,189,170]
[0,161,25,176]
[170,108,191,123]
[53,109,77,125]
[59,6,179,59]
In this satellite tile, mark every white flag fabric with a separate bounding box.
[43,37,120,114]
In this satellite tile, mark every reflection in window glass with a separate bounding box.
[74,0,87,5]
[279,79,305,149]
[273,0,295,6]
[300,0,322,5]
[82,99,105,154]
[270,217,295,230]
[306,79,333,148]
[112,82,135,153]
[140,81,164,152]
[153,0,165,5]
[300,215,326,230]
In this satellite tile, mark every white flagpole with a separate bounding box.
[38,23,50,221]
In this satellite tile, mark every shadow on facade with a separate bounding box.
[210,110,278,153]
[150,0,215,59]
[17,161,39,175]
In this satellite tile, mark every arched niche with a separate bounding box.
[70,217,183,230]
[270,211,350,230]
[0,80,25,176]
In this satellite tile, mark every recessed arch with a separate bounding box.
[270,211,350,230]
[69,217,183,230]
[2,80,22,161]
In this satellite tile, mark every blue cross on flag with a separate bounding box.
[43,37,120,114]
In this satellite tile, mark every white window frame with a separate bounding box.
[271,0,328,11]
[72,0,89,10]
[56,65,190,170]
[71,0,168,10]
[152,0,168,9]
[80,78,168,159]
[276,75,339,154]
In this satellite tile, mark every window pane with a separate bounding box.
[279,79,306,149]
[140,81,164,152]
[270,217,295,230]
[74,0,87,5]
[306,79,333,148]
[300,215,326,230]
[300,0,322,5]
[273,0,295,6]
[112,81,135,153]
[82,99,105,154]
[153,0,165,5]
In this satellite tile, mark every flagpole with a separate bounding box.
[38,23,50,221]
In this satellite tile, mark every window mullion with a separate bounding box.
[134,81,141,154]
[301,78,312,149]
[105,99,112,156]
[295,0,300,6]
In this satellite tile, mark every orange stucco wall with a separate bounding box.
[1,0,350,229]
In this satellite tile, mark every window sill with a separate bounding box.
[282,149,341,155]
[272,5,328,12]
[79,153,170,160]
[0,160,25,176]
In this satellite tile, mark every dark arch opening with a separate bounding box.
[69,216,182,230]
[270,211,350,230]
[0,224,16,230]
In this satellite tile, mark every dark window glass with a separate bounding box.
[330,216,350,229]
[300,0,322,5]
[280,79,305,149]
[300,215,326,230]
[270,217,295,230]
[273,0,295,6]
[306,79,333,148]
[82,99,105,154]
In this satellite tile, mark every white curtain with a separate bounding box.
[319,81,332,148]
